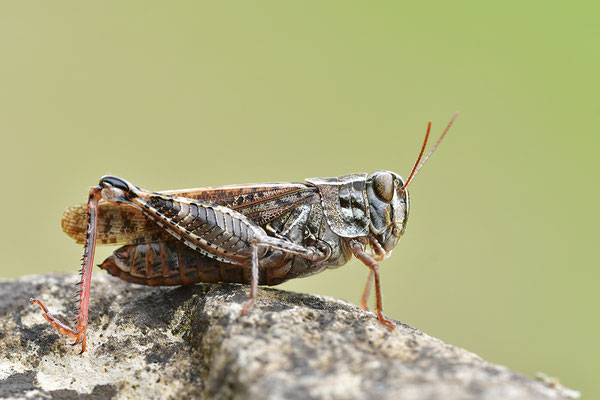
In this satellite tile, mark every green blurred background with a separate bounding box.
[1,1,598,397]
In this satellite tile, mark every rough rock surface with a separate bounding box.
[0,274,579,400]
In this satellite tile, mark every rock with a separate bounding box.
[0,274,579,400]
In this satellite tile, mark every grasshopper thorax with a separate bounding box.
[366,171,409,253]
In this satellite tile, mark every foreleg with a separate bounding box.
[349,239,395,329]
[360,271,373,311]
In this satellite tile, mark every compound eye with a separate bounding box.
[373,173,394,202]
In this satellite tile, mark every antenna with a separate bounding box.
[399,112,458,192]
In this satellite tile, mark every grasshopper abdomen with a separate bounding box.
[101,241,247,286]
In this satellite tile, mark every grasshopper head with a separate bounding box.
[366,171,409,253]
[367,113,458,254]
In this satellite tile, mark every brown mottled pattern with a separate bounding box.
[61,202,164,245]
[233,190,318,226]
[61,183,314,245]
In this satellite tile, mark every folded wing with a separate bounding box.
[62,182,318,245]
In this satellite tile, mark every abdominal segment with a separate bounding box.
[99,240,291,287]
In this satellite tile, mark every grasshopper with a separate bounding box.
[31,114,457,353]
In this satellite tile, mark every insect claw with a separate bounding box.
[78,337,87,354]
[241,298,256,316]
[377,313,396,330]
